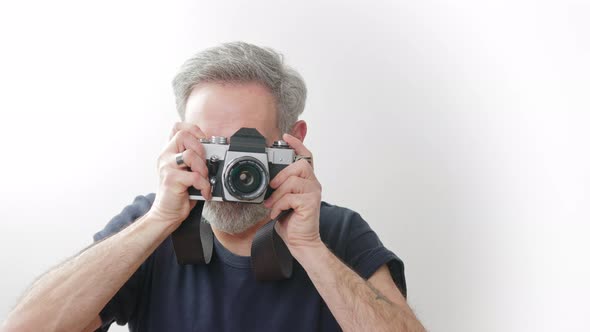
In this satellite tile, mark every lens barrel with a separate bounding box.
[224,156,269,201]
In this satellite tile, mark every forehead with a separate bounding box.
[184,82,280,140]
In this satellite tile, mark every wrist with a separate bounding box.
[289,238,330,266]
[145,208,183,230]
[140,210,180,237]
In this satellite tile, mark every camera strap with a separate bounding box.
[171,201,214,265]
[171,201,294,281]
[251,209,294,281]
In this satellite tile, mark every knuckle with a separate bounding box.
[189,154,206,173]
[192,170,201,180]
[198,163,209,177]
[284,176,295,185]
[193,165,206,178]
[177,129,190,139]
[171,129,184,141]
[169,122,181,139]
[192,171,205,185]
[181,131,202,147]
[184,149,196,161]
[172,131,185,146]
[192,142,205,157]
[162,171,175,187]
[273,173,283,183]
[190,124,203,134]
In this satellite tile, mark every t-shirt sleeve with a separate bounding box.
[321,204,407,298]
[93,193,156,331]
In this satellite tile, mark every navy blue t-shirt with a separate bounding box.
[94,194,406,331]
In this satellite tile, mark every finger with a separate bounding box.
[161,168,211,200]
[166,149,209,178]
[193,171,212,201]
[169,122,206,141]
[264,176,317,208]
[270,159,315,189]
[283,133,312,159]
[269,193,310,219]
[165,130,206,157]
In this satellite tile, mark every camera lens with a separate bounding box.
[224,157,269,201]
[232,164,260,193]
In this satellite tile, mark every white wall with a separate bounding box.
[1,1,588,331]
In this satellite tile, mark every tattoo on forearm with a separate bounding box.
[331,250,395,307]
[366,280,393,305]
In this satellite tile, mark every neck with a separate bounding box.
[211,218,268,256]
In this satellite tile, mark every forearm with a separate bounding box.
[3,211,175,332]
[293,243,425,332]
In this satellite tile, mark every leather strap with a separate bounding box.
[171,201,213,264]
[251,209,294,281]
[171,201,294,282]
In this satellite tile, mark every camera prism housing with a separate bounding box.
[189,127,295,204]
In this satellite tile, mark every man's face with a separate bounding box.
[184,82,281,234]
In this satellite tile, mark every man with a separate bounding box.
[2,42,425,331]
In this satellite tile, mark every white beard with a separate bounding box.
[202,201,270,235]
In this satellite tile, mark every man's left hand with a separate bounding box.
[263,133,323,255]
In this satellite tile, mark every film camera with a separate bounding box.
[189,128,295,203]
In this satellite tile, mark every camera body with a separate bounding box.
[188,128,295,204]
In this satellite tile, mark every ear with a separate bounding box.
[289,120,307,143]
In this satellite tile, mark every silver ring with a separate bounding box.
[175,152,186,167]
[295,155,313,165]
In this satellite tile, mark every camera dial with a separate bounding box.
[272,140,290,148]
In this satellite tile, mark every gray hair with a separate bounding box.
[172,41,307,134]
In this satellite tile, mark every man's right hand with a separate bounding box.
[149,122,212,228]
[1,123,210,332]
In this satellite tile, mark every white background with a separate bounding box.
[1,0,589,331]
